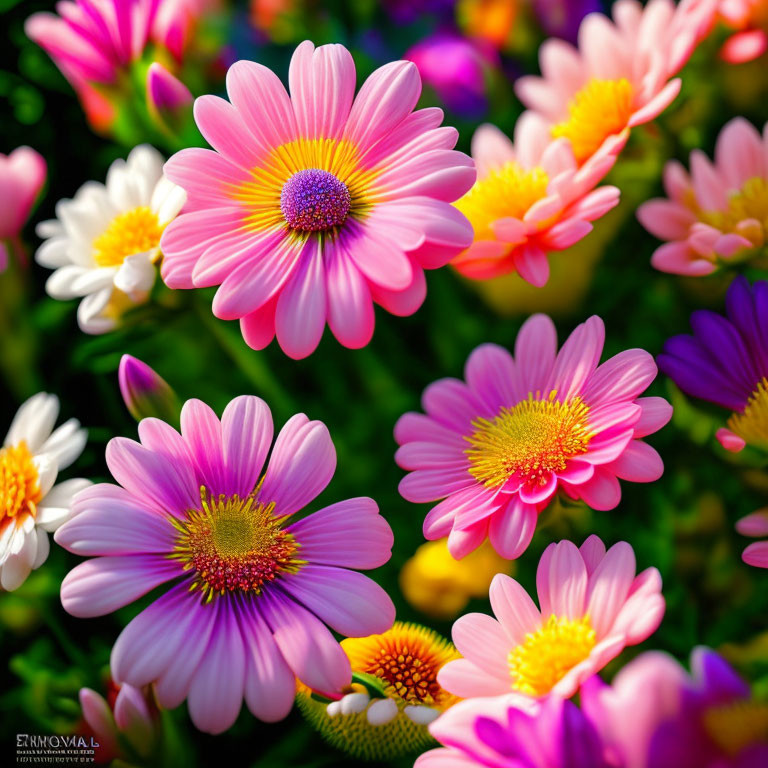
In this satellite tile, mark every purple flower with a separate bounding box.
[532,0,603,44]
[55,396,395,734]
[658,277,768,452]
[582,648,768,768]
[405,33,497,118]
[118,355,180,424]
[416,694,616,768]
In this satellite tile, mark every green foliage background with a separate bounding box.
[2,1,768,766]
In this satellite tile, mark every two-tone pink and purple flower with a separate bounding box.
[55,396,395,734]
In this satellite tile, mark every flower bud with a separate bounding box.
[118,355,180,424]
[146,62,194,136]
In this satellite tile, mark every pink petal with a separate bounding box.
[259,414,336,516]
[465,343,516,412]
[288,41,355,139]
[547,316,605,400]
[261,590,351,695]
[325,243,375,349]
[634,396,673,437]
[275,238,327,359]
[607,440,664,482]
[489,572,541,646]
[471,123,516,177]
[221,395,274,497]
[536,540,588,619]
[735,510,768,538]
[585,541,636,638]
[743,541,768,568]
[451,612,510,680]
[240,296,277,351]
[180,399,226,494]
[570,467,622,510]
[513,243,550,287]
[437,658,511,698]
[514,313,558,397]
[61,556,182,618]
[447,517,489,559]
[288,497,393,569]
[187,602,246,734]
[716,427,746,452]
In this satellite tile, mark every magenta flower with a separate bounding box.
[395,314,672,559]
[118,355,180,424]
[437,536,664,700]
[55,396,395,734]
[160,40,476,359]
[582,648,768,767]
[639,118,768,277]
[0,147,46,271]
[417,694,615,768]
[404,32,497,118]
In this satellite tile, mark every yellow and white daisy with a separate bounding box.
[1,393,89,591]
[35,145,186,334]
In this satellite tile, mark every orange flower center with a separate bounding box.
[0,441,41,522]
[465,391,593,488]
[341,622,459,709]
[700,177,768,249]
[729,377,768,448]
[551,78,634,164]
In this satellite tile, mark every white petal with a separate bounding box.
[366,698,398,725]
[326,701,341,717]
[0,530,36,590]
[77,288,118,335]
[35,237,71,268]
[38,419,87,471]
[152,178,186,224]
[5,393,59,450]
[32,528,50,569]
[37,478,92,532]
[36,219,64,239]
[339,693,370,715]
[114,253,157,296]
[32,454,58,498]
[404,705,441,725]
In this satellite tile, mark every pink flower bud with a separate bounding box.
[146,62,193,133]
[118,354,180,424]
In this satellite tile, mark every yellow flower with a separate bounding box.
[399,538,513,620]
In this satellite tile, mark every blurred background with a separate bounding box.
[2,0,768,765]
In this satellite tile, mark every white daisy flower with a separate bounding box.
[35,145,186,334]
[1,393,89,591]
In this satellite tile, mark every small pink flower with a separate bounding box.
[160,40,476,359]
[639,118,768,276]
[736,508,768,568]
[55,395,395,734]
[451,115,619,286]
[437,536,665,700]
[719,0,768,63]
[80,683,159,763]
[0,147,46,270]
[515,0,716,167]
[395,314,671,560]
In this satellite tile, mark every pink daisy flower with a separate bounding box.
[451,114,620,286]
[55,396,395,734]
[736,508,768,568]
[437,536,665,700]
[719,0,768,63]
[638,118,768,277]
[515,0,716,167]
[395,314,672,560]
[160,40,476,359]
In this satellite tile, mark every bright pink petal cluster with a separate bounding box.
[719,0,768,63]
[515,0,716,167]
[160,40,476,359]
[395,314,672,560]
[437,536,665,700]
[0,147,46,271]
[55,395,395,734]
[451,114,620,285]
[639,118,768,276]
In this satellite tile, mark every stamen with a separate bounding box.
[551,78,634,164]
[280,168,351,232]
[508,614,596,696]
[465,391,592,489]
[729,377,768,449]
[0,441,41,522]
[170,486,303,601]
[92,206,164,267]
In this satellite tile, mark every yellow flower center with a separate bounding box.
[454,161,549,240]
[170,486,303,601]
[728,377,768,449]
[341,622,460,709]
[0,441,41,523]
[233,138,380,234]
[508,614,596,696]
[551,78,634,164]
[465,391,592,489]
[92,206,164,267]
[700,177,768,248]
[702,699,768,757]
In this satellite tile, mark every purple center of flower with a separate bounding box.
[280,169,351,232]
